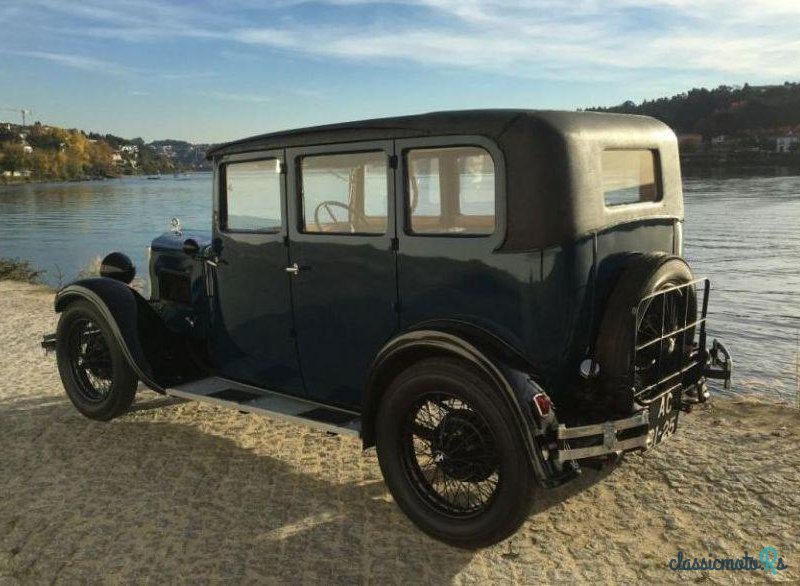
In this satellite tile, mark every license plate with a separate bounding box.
[648,389,681,448]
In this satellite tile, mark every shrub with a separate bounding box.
[0,257,44,283]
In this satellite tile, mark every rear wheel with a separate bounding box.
[56,301,138,421]
[376,357,536,549]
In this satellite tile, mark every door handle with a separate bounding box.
[285,263,301,275]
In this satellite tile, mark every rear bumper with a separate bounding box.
[703,339,732,391]
[551,338,732,464]
[554,409,650,463]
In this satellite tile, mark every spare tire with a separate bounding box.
[595,254,697,410]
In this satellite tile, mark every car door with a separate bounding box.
[394,137,512,334]
[211,151,304,395]
[286,141,398,408]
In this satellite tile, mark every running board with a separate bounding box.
[166,377,361,437]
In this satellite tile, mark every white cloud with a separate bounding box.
[14,51,134,75]
[6,0,800,83]
[229,0,800,81]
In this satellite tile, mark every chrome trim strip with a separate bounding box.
[556,410,649,440]
[555,435,650,463]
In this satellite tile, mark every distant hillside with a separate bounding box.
[589,82,800,139]
[0,122,213,182]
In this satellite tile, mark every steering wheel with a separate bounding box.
[313,200,372,233]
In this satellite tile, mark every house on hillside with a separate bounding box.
[19,133,33,155]
[678,133,703,151]
[775,136,799,153]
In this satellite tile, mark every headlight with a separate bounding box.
[99,252,135,284]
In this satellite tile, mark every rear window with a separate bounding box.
[602,150,661,206]
[406,146,495,235]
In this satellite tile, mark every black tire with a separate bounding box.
[375,357,536,549]
[595,254,696,406]
[56,300,138,421]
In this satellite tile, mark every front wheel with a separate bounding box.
[56,301,138,421]
[376,357,537,549]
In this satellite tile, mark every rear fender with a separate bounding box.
[55,278,177,392]
[362,322,561,486]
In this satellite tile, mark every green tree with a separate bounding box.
[0,143,27,174]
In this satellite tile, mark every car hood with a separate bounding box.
[150,229,212,253]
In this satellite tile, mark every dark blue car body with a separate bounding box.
[50,110,732,483]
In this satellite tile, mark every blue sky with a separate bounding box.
[1,0,798,143]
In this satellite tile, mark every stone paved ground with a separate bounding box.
[0,281,798,584]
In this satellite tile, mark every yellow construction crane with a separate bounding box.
[0,108,32,125]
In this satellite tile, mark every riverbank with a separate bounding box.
[681,154,800,176]
[0,258,46,284]
[0,280,797,583]
[0,175,118,185]
[0,172,204,187]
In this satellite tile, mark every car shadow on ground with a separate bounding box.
[0,392,620,583]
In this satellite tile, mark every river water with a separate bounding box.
[1,172,798,401]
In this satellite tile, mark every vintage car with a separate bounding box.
[43,110,732,548]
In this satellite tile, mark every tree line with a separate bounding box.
[589,82,800,140]
[0,122,182,181]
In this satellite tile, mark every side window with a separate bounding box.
[602,149,661,206]
[224,159,282,231]
[300,151,388,234]
[406,146,495,235]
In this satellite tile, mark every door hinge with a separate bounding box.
[278,161,287,175]
[389,154,398,169]
[390,237,399,251]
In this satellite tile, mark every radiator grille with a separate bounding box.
[158,269,191,304]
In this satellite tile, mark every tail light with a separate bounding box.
[532,392,552,418]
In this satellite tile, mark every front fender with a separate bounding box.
[55,278,171,392]
[362,324,560,486]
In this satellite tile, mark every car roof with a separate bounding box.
[207,109,680,251]
[206,109,666,159]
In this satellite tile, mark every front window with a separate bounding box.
[300,151,388,234]
[406,146,495,235]
[602,149,661,206]
[223,159,283,231]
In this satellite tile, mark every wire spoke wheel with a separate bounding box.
[401,392,501,518]
[56,301,138,421]
[376,358,537,548]
[635,281,692,391]
[66,317,114,402]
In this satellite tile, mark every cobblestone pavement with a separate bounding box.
[1,281,798,584]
